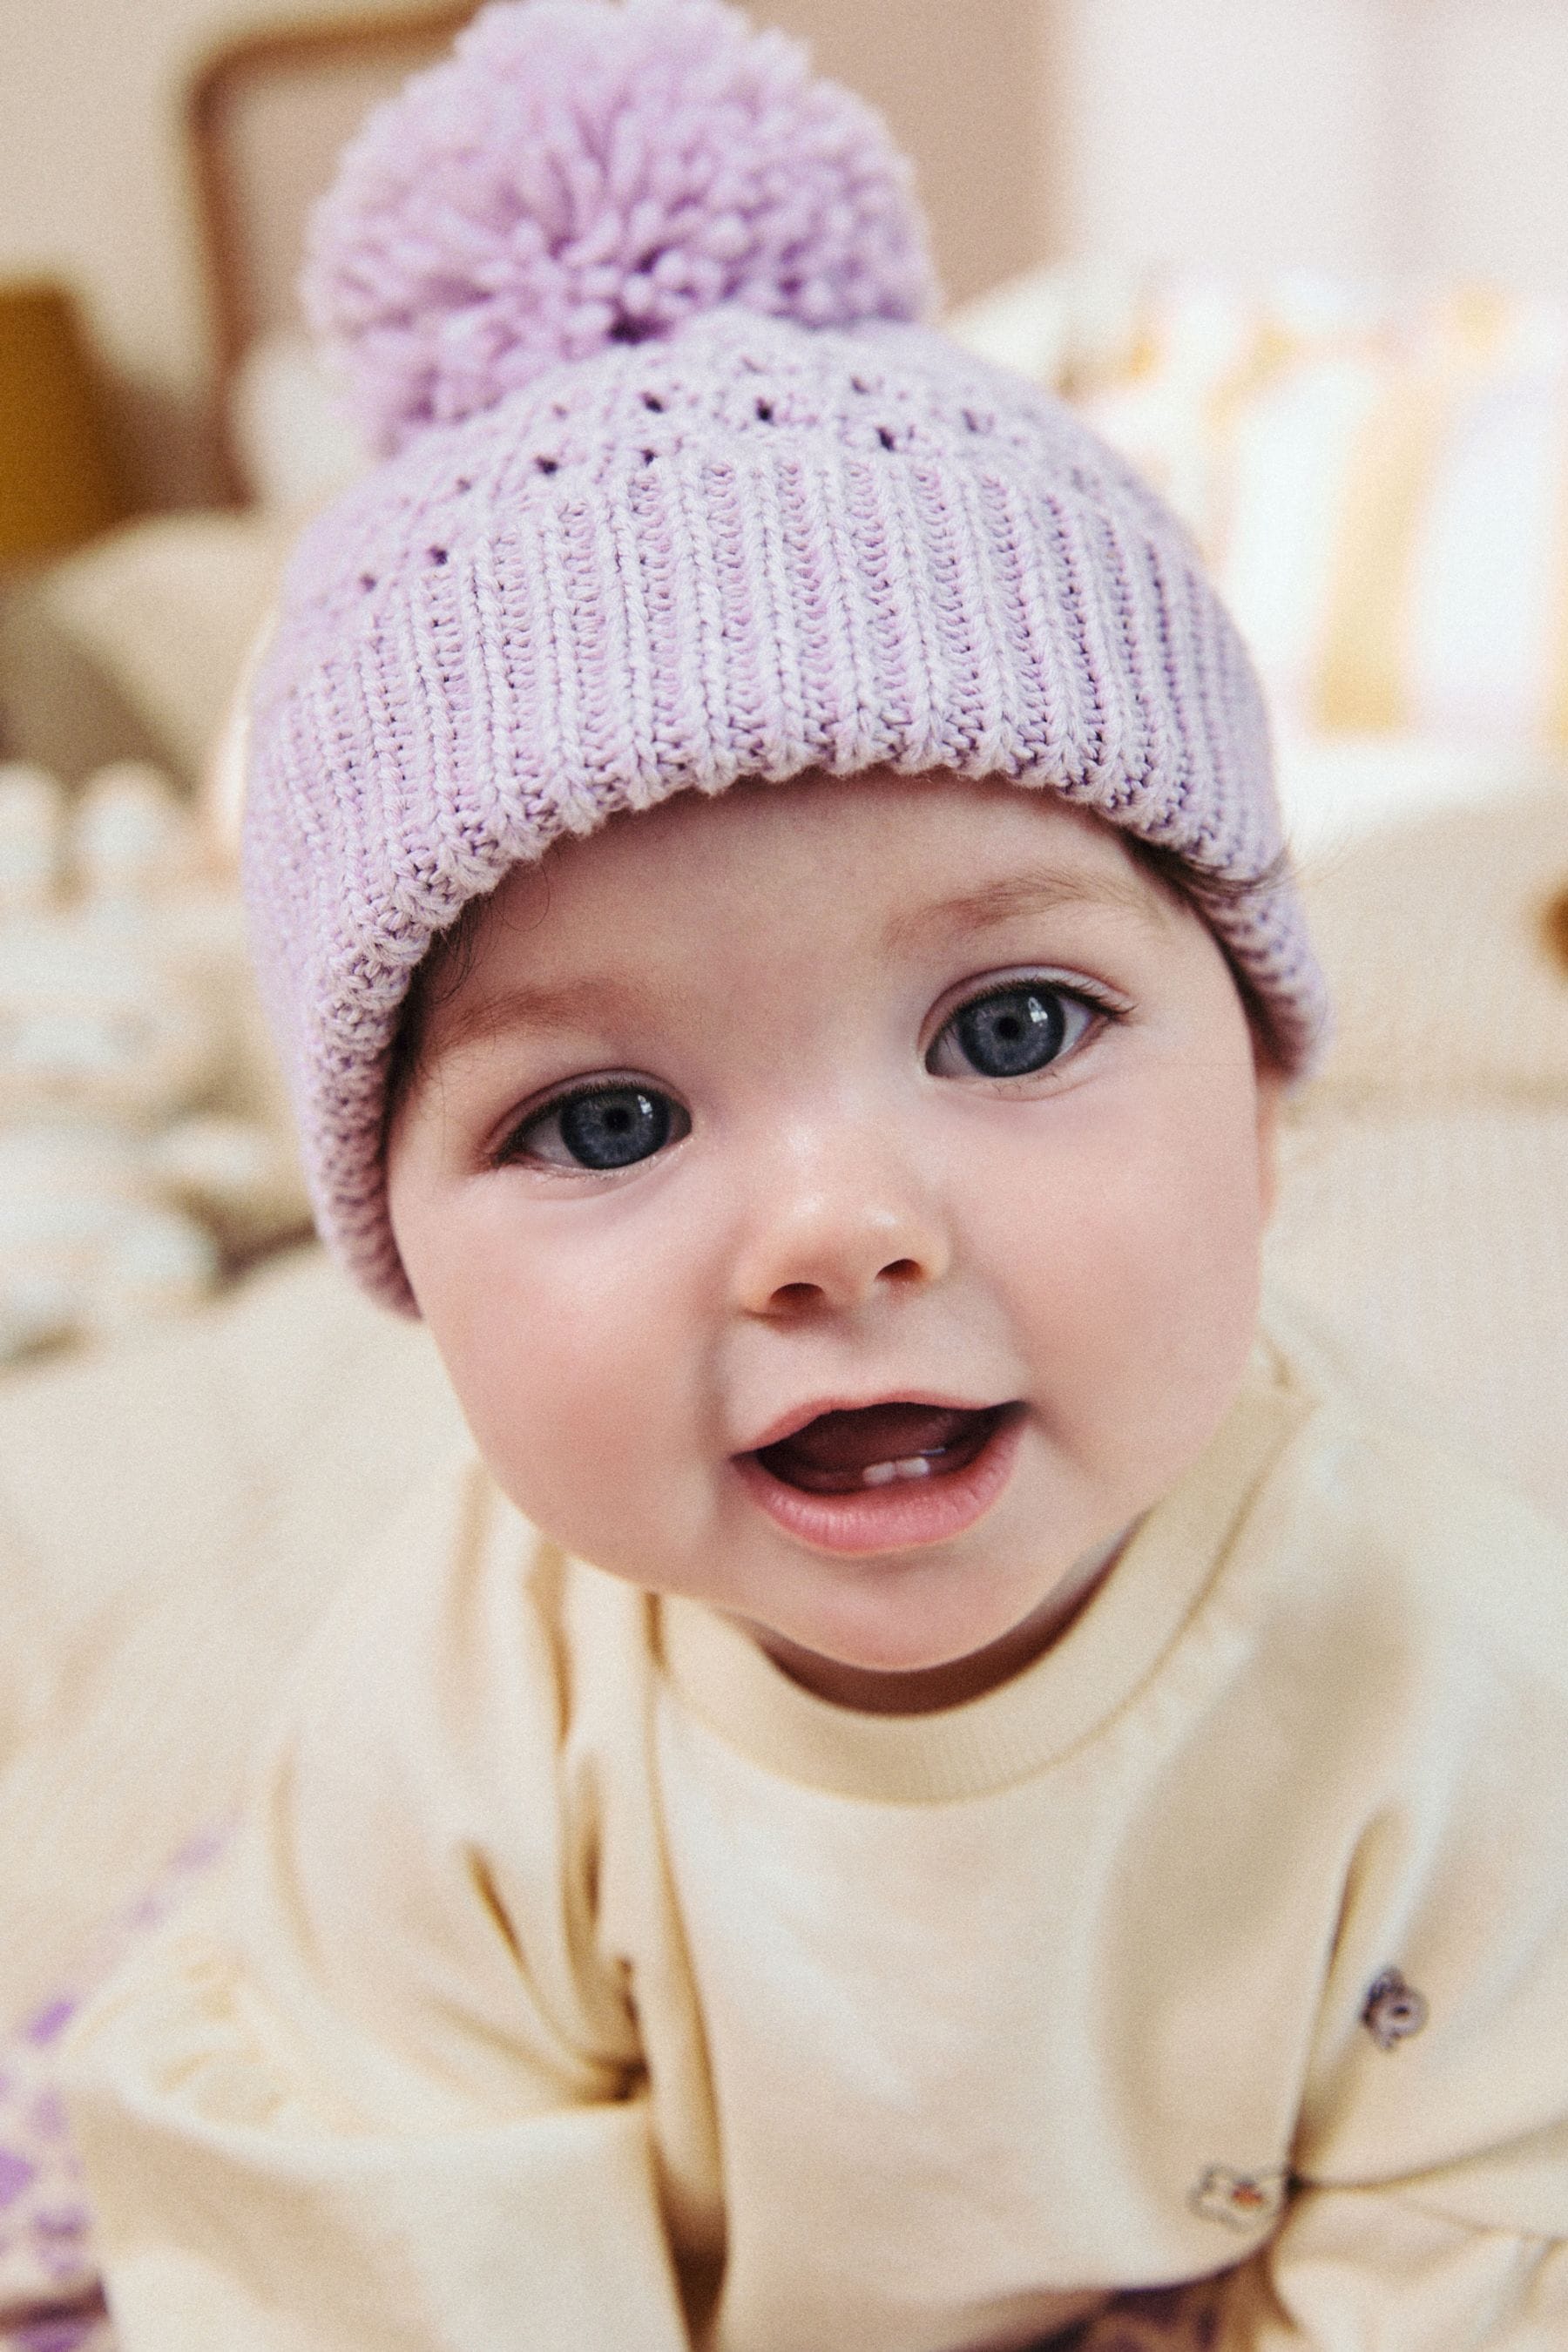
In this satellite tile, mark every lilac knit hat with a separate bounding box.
[244,0,1328,1312]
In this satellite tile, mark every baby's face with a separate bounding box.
[388,770,1280,1713]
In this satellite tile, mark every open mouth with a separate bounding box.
[736,1397,1024,1555]
[754,1401,1013,1494]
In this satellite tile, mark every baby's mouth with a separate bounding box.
[754,1402,1015,1495]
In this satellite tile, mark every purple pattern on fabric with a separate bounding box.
[0,1828,230,2352]
[0,2158,35,2214]
[18,2014,71,2059]
[24,2103,64,2153]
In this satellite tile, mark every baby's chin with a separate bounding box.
[731,1523,1126,1707]
[741,1561,1118,1714]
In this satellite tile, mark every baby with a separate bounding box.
[64,4,1568,2348]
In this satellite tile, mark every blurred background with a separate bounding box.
[0,0,1566,2098]
[11,0,1568,516]
[10,0,1568,766]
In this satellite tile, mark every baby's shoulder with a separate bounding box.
[274,1447,659,1782]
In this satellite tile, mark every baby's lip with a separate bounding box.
[735,1402,1028,1550]
[737,1392,1007,1459]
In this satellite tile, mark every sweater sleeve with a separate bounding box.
[62,1459,697,2352]
[1218,2188,1568,2348]
[1207,1424,1568,2352]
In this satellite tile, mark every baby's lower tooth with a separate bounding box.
[861,1456,937,1489]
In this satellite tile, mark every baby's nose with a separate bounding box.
[731,1132,950,1318]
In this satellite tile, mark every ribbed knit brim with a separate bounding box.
[245,311,1328,1311]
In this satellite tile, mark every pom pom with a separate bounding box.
[304,0,937,456]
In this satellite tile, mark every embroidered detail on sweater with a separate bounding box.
[1186,2165,1288,2232]
[1362,1966,1429,2051]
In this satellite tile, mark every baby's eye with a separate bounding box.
[926,981,1100,1080]
[505,1083,689,1171]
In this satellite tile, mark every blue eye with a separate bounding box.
[929,983,1097,1079]
[511,1084,687,1170]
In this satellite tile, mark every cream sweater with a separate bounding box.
[65,1329,1568,2351]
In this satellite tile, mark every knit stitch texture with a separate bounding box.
[244,1,1328,1311]
[304,0,936,457]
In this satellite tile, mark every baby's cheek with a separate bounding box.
[982,1095,1264,1468]
[454,1249,713,1566]
[1096,1139,1267,1453]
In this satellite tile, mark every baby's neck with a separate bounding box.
[751,1527,1133,1717]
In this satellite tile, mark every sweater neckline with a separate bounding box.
[658,1364,1298,1803]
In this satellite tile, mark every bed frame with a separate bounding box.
[186,5,481,501]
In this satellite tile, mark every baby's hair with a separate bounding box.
[379,814,1296,1152]
[1121,835,1296,1077]
[383,888,504,1142]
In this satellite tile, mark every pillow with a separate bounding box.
[13,510,300,790]
[227,329,370,512]
[1201,289,1568,747]
[1293,775,1568,1105]
[1272,772,1568,1530]
[0,1245,464,2038]
[1268,1103,1568,1528]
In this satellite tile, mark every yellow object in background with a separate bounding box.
[0,283,126,566]
[954,267,1568,756]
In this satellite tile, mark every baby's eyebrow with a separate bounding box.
[882,864,1165,955]
[429,868,1164,1058]
[432,974,639,1058]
